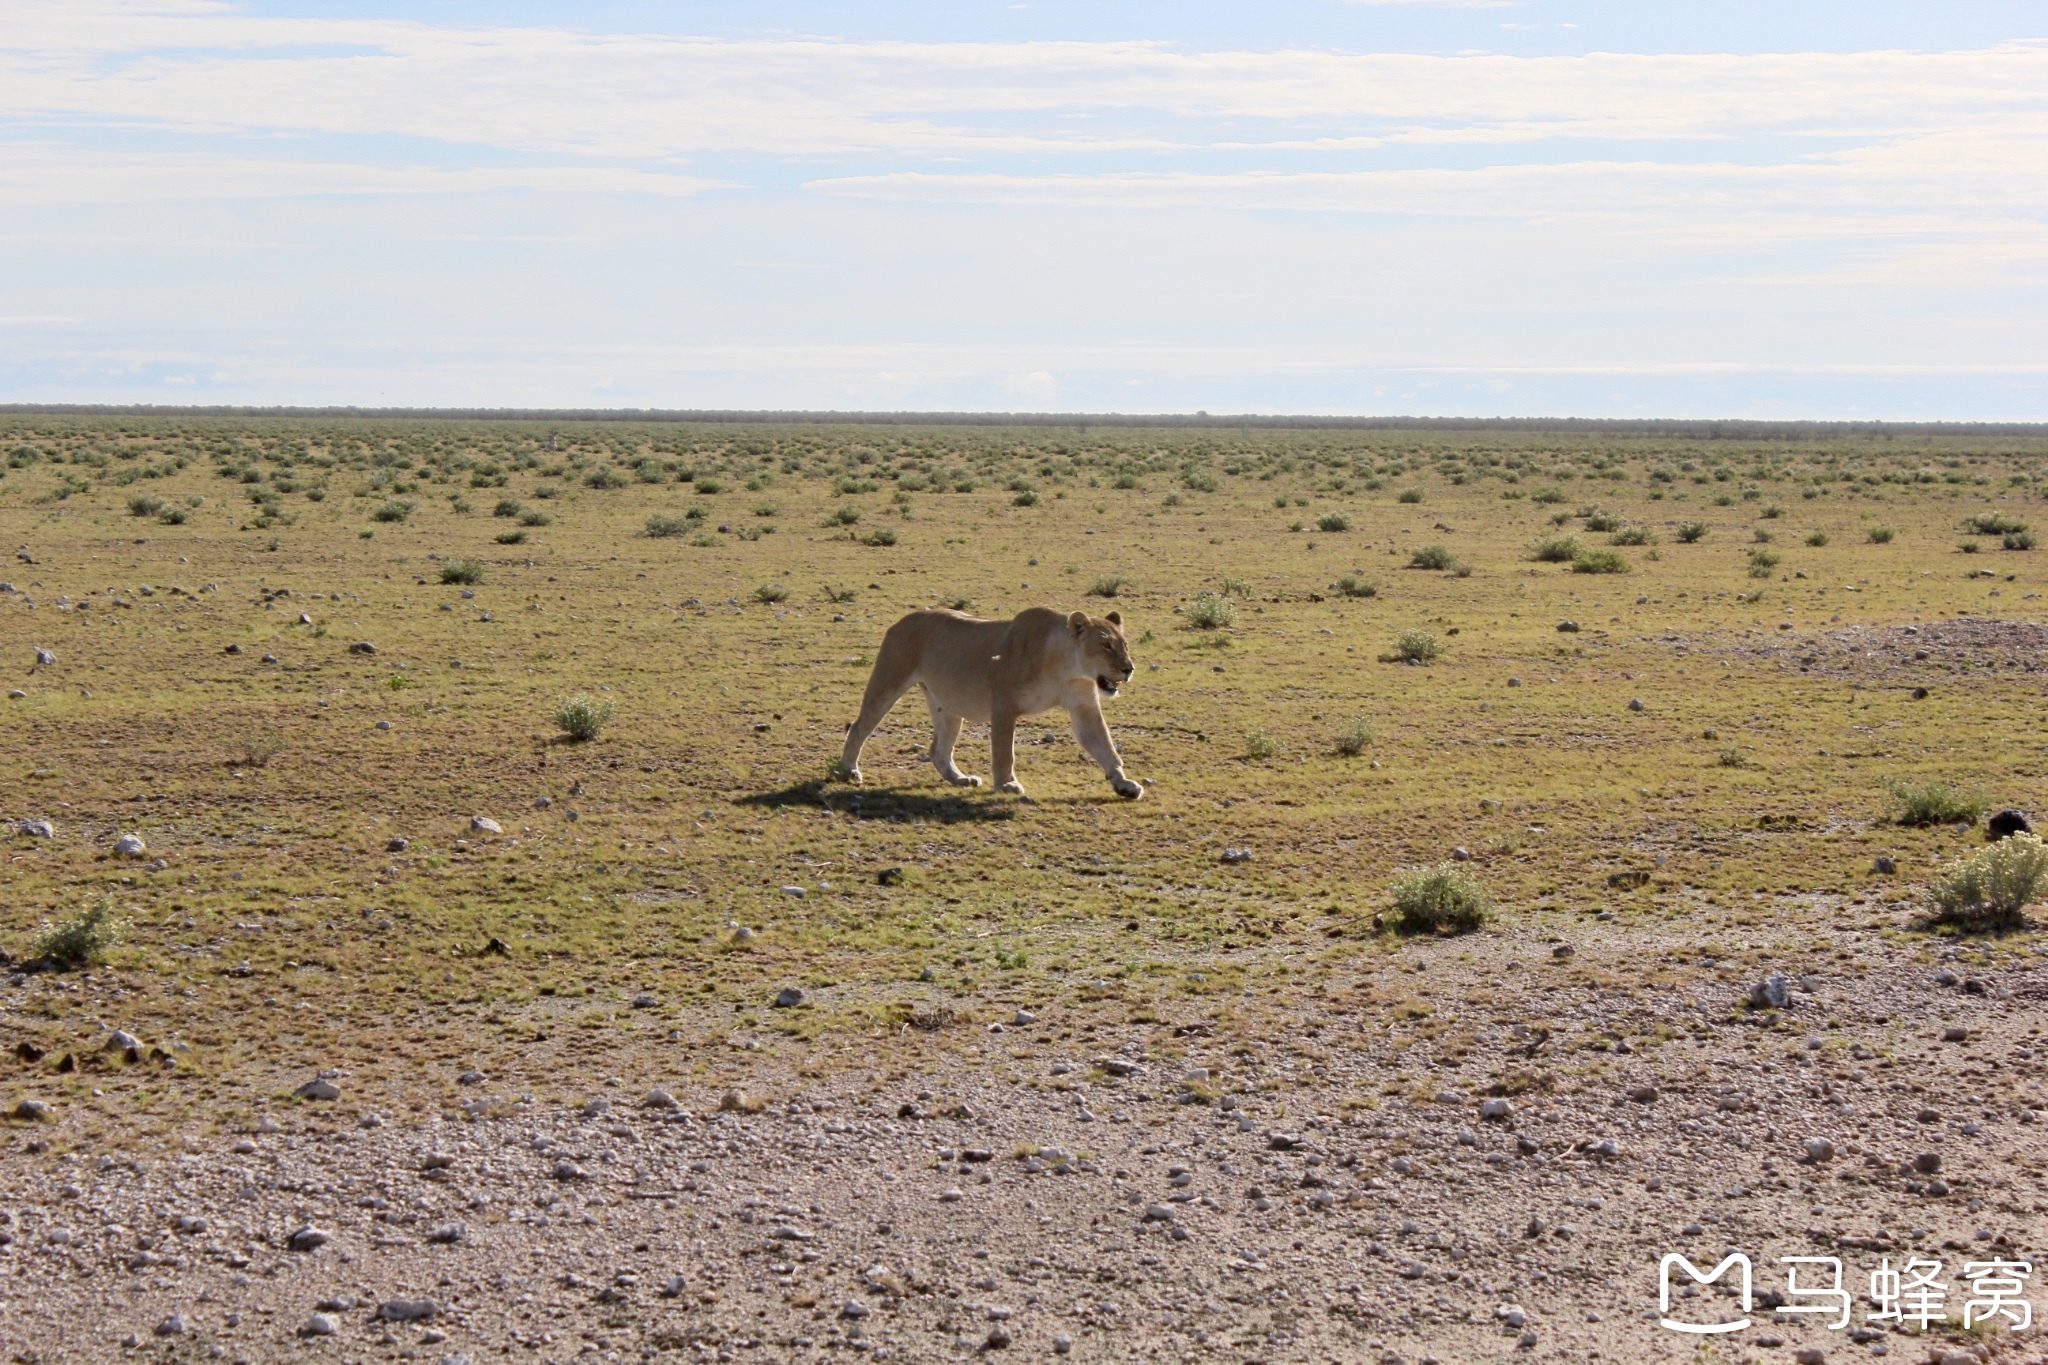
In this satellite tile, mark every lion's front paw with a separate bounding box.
[833,761,863,784]
[997,779,1025,795]
[1112,777,1144,800]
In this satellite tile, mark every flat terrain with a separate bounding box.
[2,415,2048,1364]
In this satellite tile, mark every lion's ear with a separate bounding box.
[1105,610,1122,627]
[1067,610,1088,635]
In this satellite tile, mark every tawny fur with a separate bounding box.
[838,606,1141,799]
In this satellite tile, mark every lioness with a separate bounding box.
[839,606,1142,799]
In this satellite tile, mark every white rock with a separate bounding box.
[113,833,146,858]
[1803,1137,1837,1163]
[296,1078,340,1101]
[287,1226,331,1252]
[377,1298,438,1323]
[300,1314,338,1338]
[470,816,502,834]
[18,820,53,839]
[34,649,55,666]
[154,1315,188,1337]
[103,1030,142,1053]
[1480,1098,1515,1122]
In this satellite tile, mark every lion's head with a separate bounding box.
[1067,609,1135,698]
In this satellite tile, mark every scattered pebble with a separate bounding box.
[774,987,806,1008]
[113,832,146,858]
[469,816,502,834]
[296,1077,341,1101]
[1747,975,1791,1009]
[1220,847,1252,864]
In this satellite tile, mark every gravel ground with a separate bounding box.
[9,926,2048,1365]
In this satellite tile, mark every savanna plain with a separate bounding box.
[3,415,2048,1365]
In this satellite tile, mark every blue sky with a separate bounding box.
[4,2,2047,417]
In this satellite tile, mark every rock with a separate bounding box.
[1451,846,1471,861]
[1507,677,1522,687]
[781,885,806,898]
[643,1089,678,1110]
[34,649,54,666]
[553,1159,583,1180]
[1551,943,1574,959]
[1013,1010,1036,1026]
[287,1226,331,1252]
[1591,1138,1621,1158]
[1916,1106,1940,1123]
[386,837,409,852]
[1989,809,2032,841]
[1220,847,1252,864]
[154,1315,188,1337]
[296,1077,341,1101]
[1792,1349,1826,1365]
[113,833,146,858]
[1053,1335,1073,1355]
[631,992,658,1008]
[840,1299,870,1320]
[223,643,243,655]
[1627,698,1646,711]
[1141,1204,1175,1222]
[378,1298,438,1323]
[1096,1057,1143,1077]
[18,819,53,839]
[1911,1152,1942,1175]
[773,987,805,1008]
[1803,1137,1837,1163]
[986,1325,1013,1349]
[348,641,376,655]
[1943,1026,1969,1042]
[457,1070,485,1086]
[1747,975,1791,1010]
[300,1313,339,1338]
[876,867,904,886]
[1627,1085,1659,1104]
[375,720,393,731]
[104,1030,142,1054]
[1873,855,1896,873]
[262,653,278,664]
[660,1275,688,1298]
[1556,621,1580,633]
[469,816,502,834]
[426,1223,465,1244]
[731,926,755,944]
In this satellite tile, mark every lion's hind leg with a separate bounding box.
[925,705,982,788]
[839,645,919,783]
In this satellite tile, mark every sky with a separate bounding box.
[3,1,2047,418]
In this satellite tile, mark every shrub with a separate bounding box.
[942,595,973,611]
[127,495,163,518]
[1570,550,1629,574]
[1530,534,1579,563]
[1393,629,1439,662]
[158,506,189,525]
[1385,864,1491,936]
[1530,487,1564,505]
[1396,488,1425,504]
[1220,577,1253,596]
[1965,513,2028,536]
[518,510,551,527]
[694,478,725,495]
[1409,543,1456,570]
[1013,490,1040,507]
[1927,833,2048,929]
[552,693,616,742]
[1761,504,1784,519]
[862,529,898,547]
[1676,522,1708,543]
[492,498,522,518]
[1888,780,1986,827]
[646,514,692,538]
[1610,527,1653,547]
[1086,576,1126,598]
[1805,532,1830,547]
[585,467,629,490]
[372,500,414,523]
[1334,574,1377,598]
[823,585,858,603]
[495,529,527,545]
[438,559,485,585]
[1960,540,1981,554]
[1582,510,1621,533]
[241,725,283,768]
[1867,526,1895,543]
[754,582,790,604]
[2005,532,2037,551]
[1753,529,1775,544]
[1185,595,1236,630]
[1244,731,1280,760]
[35,900,124,969]
[829,506,861,526]
[752,502,777,518]
[1334,719,1374,756]
[1316,513,1351,533]
[1748,549,1780,578]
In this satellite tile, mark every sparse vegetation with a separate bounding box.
[2005,531,2037,551]
[1927,833,2048,930]
[35,900,124,969]
[1316,513,1351,533]
[552,693,617,743]
[1965,513,2028,536]
[1409,543,1457,570]
[1244,731,1280,760]
[372,499,415,523]
[754,582,790,604]
[1867,526,1895,543]
[1185,594,1236,630]
[1397,488,1425,504]
[1530,534,1579,563]
[1570,549,1629,574]
[646,514,692,538]
[1393,629,1439,662]
[1804,531,1830,547]
[438,559,485,585]
[1610,527,1653,546]
[1334,719,1374,756]
[1676,522,1708,543]
[1748,549,1781,577]
[1087,576,1126,598]
[862,529,898,547]
[1334,574,1377,598]
[1385,864,1490,935]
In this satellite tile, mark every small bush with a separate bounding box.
[1761,504,1784,519]
[585,467,629,490]
[1409,543,1457,571]
[1582,510,1621,532]
[1316,513,1351,533]
[1805,531,1830,547]
[493,498,523,518]
[1960,540,1981,554]
[1748,549,1781,578]
[438,559,485,585]
[1185,595,1236,630]
[1752,529,1774,544]
[552,693,616,743]
[1888,780,1986,828]
[942,595,973,611]
[127,495,163,518]
[754,583,790,604]
[1570,550,1629,574]
[1676,522,1707,543]
[1334,574,1377,598]
[1220,577,1253,597]
[518,510,551,527]
[1530,534,1579,563]
[1867,526,1895,543]
[1610,527,1653,547]
[1087,576,1127,598]
[158,507,189,525]
[1927,833,2048,930]
[752,502,778,518]
[1334,719,1374,756]
[829,506,861,526]
[495,529,527,545]
[1244,731,1280,760]
[1393,629,1439,662]
[862,528,898,547]
[36,900,124,969]
[1396,488,1425,504]
[1965,513,2028,536]
[1531,487,1564,505]
[1013,490,1040,507]
[694,478,725,495]
[823,585,858,603]
[372,500,414,523]
[2005,532,2037,551]
[1386,864,1491,936]
[646,514,692,538]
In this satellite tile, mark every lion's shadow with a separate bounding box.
[735,779,1019,823]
